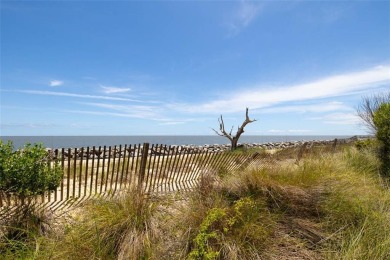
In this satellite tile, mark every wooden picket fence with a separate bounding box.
[0,143,264,212]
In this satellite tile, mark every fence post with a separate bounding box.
[138,143,149,192]
[332,138,338,152]
[296,142,308,165]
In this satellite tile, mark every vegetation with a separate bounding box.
[0,141,63,258]
[356,91,390,134]
[373,103,390,177]
[356,92,390,178]
[1,141,389,259]
[0,141,62,197]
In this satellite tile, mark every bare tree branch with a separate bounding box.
[212,115,233,141]
[212,108,257,150]
[236,107,257,139]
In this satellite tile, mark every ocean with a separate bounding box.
[1,135,353,149]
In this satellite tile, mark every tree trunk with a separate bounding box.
[231,138,238,151]
[212,108,256,151]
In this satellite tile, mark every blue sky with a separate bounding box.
[1,1,389,136]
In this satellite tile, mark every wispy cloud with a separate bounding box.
[64,110,147,119]
[310,113,360,125]
[268,129,313,134]
[258,101,352,114]
[227,1,261,36]
[158,121,186,126]
[73,102,207,125]
[156,118,202,126]
[18,90,141,102]
[80,102,159,118]
[100,85,131,94]
[179,65,390,114]
[49,80,63,87]
[0,122,60,128]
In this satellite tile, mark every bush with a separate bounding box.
[0,141,62,197]
[188,197,274,260]
[374,103,390,145]
[373,103,390,177]
[354,138,377,151]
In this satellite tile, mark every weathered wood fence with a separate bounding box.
[0,143,263,212]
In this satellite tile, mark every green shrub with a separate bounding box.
[374,103,390,145]
[188,207,226,260]
[0,141,61,259]
[354,138,377,151]
[373,103,390,177]
[0,141,62,197]
[188,197,274,259]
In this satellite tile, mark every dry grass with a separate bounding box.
[1,143,389,259]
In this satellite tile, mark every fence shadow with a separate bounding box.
[1,140,340,213]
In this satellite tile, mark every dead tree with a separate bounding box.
[212,108,257,151]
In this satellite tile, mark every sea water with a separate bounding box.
[1,135,353,149]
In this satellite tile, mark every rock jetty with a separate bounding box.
[47,136,364,160]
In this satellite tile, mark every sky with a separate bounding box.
[1,0,389,136]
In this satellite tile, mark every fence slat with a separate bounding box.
[124,144,133,189]
[170,147,183,191]
[114,145,122,194]
[60,148,65,201]
[164,146,175,192]
[134,144,141,188]
[160,145,172,193]
[187,149,201,182]
[95,146,101,194]
[84,147,90,197]
[150,144,161,193]
[186,150,199,182]
[100,146,106,194]
[119,145,127,190]
[144,144,154,193]
[78,148,84,198]
[178,149,191,183]
[54,149,59,202]
[190,150,208,182]
[105,146,112,193]
[72,148,77,199]
[89,146,95,196]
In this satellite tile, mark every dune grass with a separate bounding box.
[1,143,389,259]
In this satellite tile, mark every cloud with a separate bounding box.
[0,123,59,128]
[18,90,141,102]
[49,80,63,87]
[64,110,148,119]
[309,112,360,125]
[179,65,390,114]
[100,86,131,94]
[156,118,202,126]
[259,101,351,114]
[75,102,206,124]
[268,129,313,134]
[227,1,261,36]
[77,102,162,119]
[158,121,186,126]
